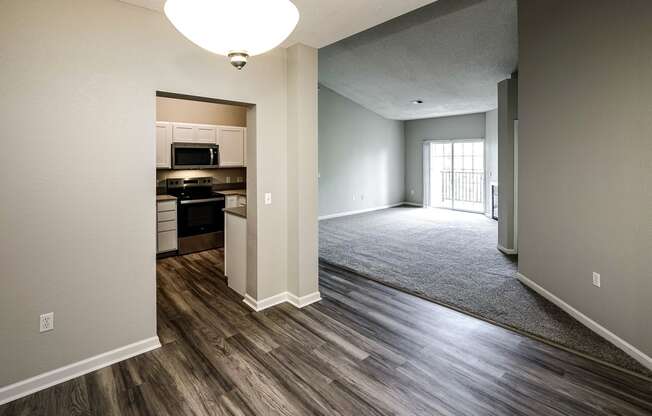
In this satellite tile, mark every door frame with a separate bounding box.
[423,138,486,214]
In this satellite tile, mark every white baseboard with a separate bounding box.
[402,202,423,207]
[243,292,288,312]
[287,291,322,308]
[244,291,322,312]
[516,272,652,372]
[497,244,518,255]
[319,202,410,220]
[0,336,161,406]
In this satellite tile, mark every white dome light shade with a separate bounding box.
[164,0,300,57]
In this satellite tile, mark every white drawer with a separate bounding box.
[157,210,176,222]
[157,220,176,232]
[157,200,176,212]
[157,230,177,253]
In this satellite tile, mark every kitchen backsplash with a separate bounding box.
[156,168,246,194]
[157,168,245,183]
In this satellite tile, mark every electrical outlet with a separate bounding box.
[410,189,415,195]
[40,312,54,332]
[592,272,601,288]
[264,192,272,205]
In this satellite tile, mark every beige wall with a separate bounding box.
[519,0,652,361]
[0,0,317,388]
[156,97,247,127]
[286,44,319,298]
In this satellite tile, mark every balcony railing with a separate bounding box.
[441,170,484,203]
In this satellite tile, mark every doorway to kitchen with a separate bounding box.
[423,139,485,213]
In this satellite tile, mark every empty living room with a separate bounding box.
[1,0,651,415]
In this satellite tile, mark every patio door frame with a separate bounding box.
[423,138,486,214]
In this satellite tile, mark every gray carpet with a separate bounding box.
[319,206,651,377]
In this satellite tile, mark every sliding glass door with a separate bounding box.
[424,139,485,213]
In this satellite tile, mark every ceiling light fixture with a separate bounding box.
[164,0,300,70]
[412,100,424,104]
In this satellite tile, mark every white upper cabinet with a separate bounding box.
[195,124,218,143]
[158,122,245,168]
[171,122,195,142]
[218,126,246,167]
[171,122,217,144]
[156,122,172,169]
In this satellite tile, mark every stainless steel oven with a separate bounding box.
[178,197,225,237]
[166,177,225,254]
[171,143,219,170]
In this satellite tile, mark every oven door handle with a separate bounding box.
[179,197,225,205]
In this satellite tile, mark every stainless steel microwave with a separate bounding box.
[171,143,219,170]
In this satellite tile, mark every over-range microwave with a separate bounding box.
[171,143,219,170]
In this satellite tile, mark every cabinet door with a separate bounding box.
[172,123,196,143]
[156,122,172,169]
[243,128,247,167]
[218,127,245,167]
[225,214,247,296]
[195,124,218,144]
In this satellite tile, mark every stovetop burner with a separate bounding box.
[166,177,215,200]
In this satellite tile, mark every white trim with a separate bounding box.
[287,291,322,308]
[243,292,287,312]
[0,336,161,406]
[318,203,406,220]
[402,202,423,207]
[516,272,652,372]
[243,291,322,312]
[497,244,518,255]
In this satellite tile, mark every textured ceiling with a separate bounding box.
[116,0,436,48]
[318,0,518,120]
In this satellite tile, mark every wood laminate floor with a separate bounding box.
[2,249,651,415]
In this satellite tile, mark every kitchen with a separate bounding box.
[155,92,248,296]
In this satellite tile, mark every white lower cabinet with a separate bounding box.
[157,199,177,254]
[225,212,246,296]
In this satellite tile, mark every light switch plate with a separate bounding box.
[264,193,272,205]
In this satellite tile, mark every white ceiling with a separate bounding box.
[116,0,436,48]
[319,0,518,120]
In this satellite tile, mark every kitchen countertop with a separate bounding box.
[223,206,247,219]
[156,195,177,202]
[215,189,247,197]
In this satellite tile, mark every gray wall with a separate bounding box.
[318,86,405,217]
[484,109,498,215]
[497,78,518,250]
[519,0,652,359]
[405,113,486,204]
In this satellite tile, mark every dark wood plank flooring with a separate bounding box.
[2,249,651,415]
